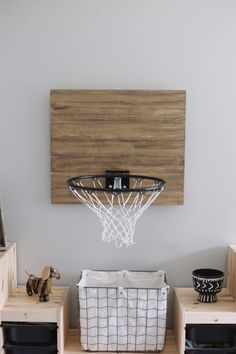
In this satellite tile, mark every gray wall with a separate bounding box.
[1,0,236,328]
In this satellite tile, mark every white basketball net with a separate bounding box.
[69,176,164,248]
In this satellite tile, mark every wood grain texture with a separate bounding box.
[0,243,17,312]
[1,286,69,354]
[227,245,236,300]
[50,90,186,204]
[174,286,236,354]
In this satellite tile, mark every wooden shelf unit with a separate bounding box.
[174,288,236,354]
[0,243,69,354]
[174,244,236,354]
[0,243,17,311]
[1,286,69,353]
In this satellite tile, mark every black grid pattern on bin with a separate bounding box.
[79,287,167,352]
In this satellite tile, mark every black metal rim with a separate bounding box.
[67,174,166,194]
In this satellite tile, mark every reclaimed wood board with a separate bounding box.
[50,90,186,204]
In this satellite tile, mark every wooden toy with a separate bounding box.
[26,265,60,302]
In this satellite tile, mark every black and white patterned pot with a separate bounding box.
[192,268,224,303]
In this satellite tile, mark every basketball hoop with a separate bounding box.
[67,173,165,247]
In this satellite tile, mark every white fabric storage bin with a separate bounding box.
[77,270,169,352]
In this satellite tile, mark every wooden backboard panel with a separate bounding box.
[50,90,186,204]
